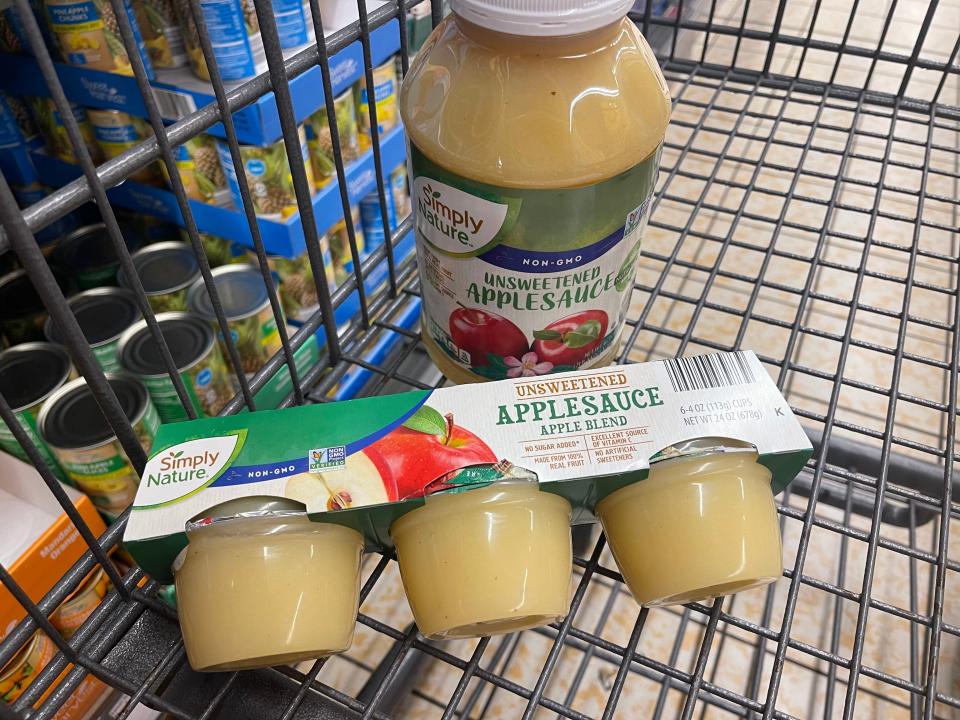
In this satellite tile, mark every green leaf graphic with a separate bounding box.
[615,240,642,292]
[402,405,447,437]
[563,320,601,349]
[533,329,562,341]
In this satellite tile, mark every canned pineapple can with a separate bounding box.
[217,126,316,219]
[0,0,60,57]
[45,0,155,79]
[272,0,313,48]
[51,223,139,290]
[118,311,236,423]
[44,287,141,372]
[130,0,186,68]
[326,205,363,286]
[187,264,284,375]
[88,108,163,185]
[49,566,112,639]
[0,632,57,704]
[355,59,398,153]
[166,134,227,203]
[260,240,335,322]
[0,267,72,345]
[0,343,72,483]
[118,241,200,313]
[198,232,248,267]
[39,373,159,519]
[0,93,41,150]
[11,183,78,247]
[173,0,266,82]
[390,162,410,221]
[27,97,100,165]
[305,87,359,185]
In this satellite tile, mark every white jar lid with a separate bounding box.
[449,0,634,36]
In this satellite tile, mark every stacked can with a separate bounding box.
[27,97,101,164]
[198,232,248,267]
[0,0,60,57]
[359,185,396,252]
[11,183,78,247]
[0,343,73,483]
[0,267,72,346]
[217,127,316,219]
[45,0,155,79]
[272,0,314,48]
[326,205,363,286]
[355,59,398,152]
[173,0,266,82]
[390,162,410,221]
[305,88,359,186]
[187,264,284,376]
[88,109,164,185]
[43,288,142,372]
[118,241,200,312]
[38,373,159,519]
[51,223,141,290]
[130,0,187,68]
[119,312,236,422]
[167,133,228,203]
[0,93,41,154]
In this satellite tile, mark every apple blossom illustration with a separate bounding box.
[504,352,553,378]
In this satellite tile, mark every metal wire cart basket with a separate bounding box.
[0,0,958,716]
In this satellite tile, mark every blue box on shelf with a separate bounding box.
[29,123,408,257]
[0,20,401,146]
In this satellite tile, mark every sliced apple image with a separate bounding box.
[284,452,397,512]
[361,405,498,500]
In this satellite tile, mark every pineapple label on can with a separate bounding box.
[217,126,316,219]
[327,206,363,286]
[359,186,396,252]
[174,0,266,82]
[88,109,163,185]
[167,134,228,204]
[49,566,112,639]
[198,232,248,267]
[262,240,335,322]
[187,265,284,377]
[28,97,101,164]
[390,163,410,221]
[0,93,41,149]
[130,0,187,68]
[118,312,237,423]
[39,374,159,520]
[305,88,359,186]
[0,0,60,57]
[272,0,313,48]
[0,343,73,484]
[0,631,57,705]
[355,59,398,153]
[45,0,155,78]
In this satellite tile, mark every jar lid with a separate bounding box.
[186,496,308,532]
[449,0,633,36]
[649,437,757,467]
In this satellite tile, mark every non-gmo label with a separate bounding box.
[309,446,345,472]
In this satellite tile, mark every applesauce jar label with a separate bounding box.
[411,145,660,380]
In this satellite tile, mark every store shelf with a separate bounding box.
[0,19,400,146]
[28,124,407,257]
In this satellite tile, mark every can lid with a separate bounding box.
[649,437,758,466]
[51,223,135,273]
[187,264,270,321]
[117,312,214,376]
[119,242,199,295]
[38,373,149,450]
[0,342,72,412]
[0,268,70,320]
[44,287,141,346]
[186,496,307,531]
[449,0,633,36]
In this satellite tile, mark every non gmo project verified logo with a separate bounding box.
[309,446,346,472]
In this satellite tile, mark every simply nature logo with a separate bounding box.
[134,433,245,508]
[413,177,509,254]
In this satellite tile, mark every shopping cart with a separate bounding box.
[0,0,958,717]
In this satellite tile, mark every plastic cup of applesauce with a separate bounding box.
[390,479,573,639]
[595,439,783,608]
[173,497,364,672]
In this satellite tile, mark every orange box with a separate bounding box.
[0,452,112,718]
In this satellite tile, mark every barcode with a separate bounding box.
[663,352,756,391]
[153,88,197,120]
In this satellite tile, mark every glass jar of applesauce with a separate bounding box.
[399,0,671,384]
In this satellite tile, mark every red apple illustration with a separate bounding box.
[449,306,528,367]
[532,310,609,367]
[362,408,497,500]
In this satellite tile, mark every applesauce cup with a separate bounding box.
[390,479,573,639]
[174,497,364,672]
[596,439,783,608]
